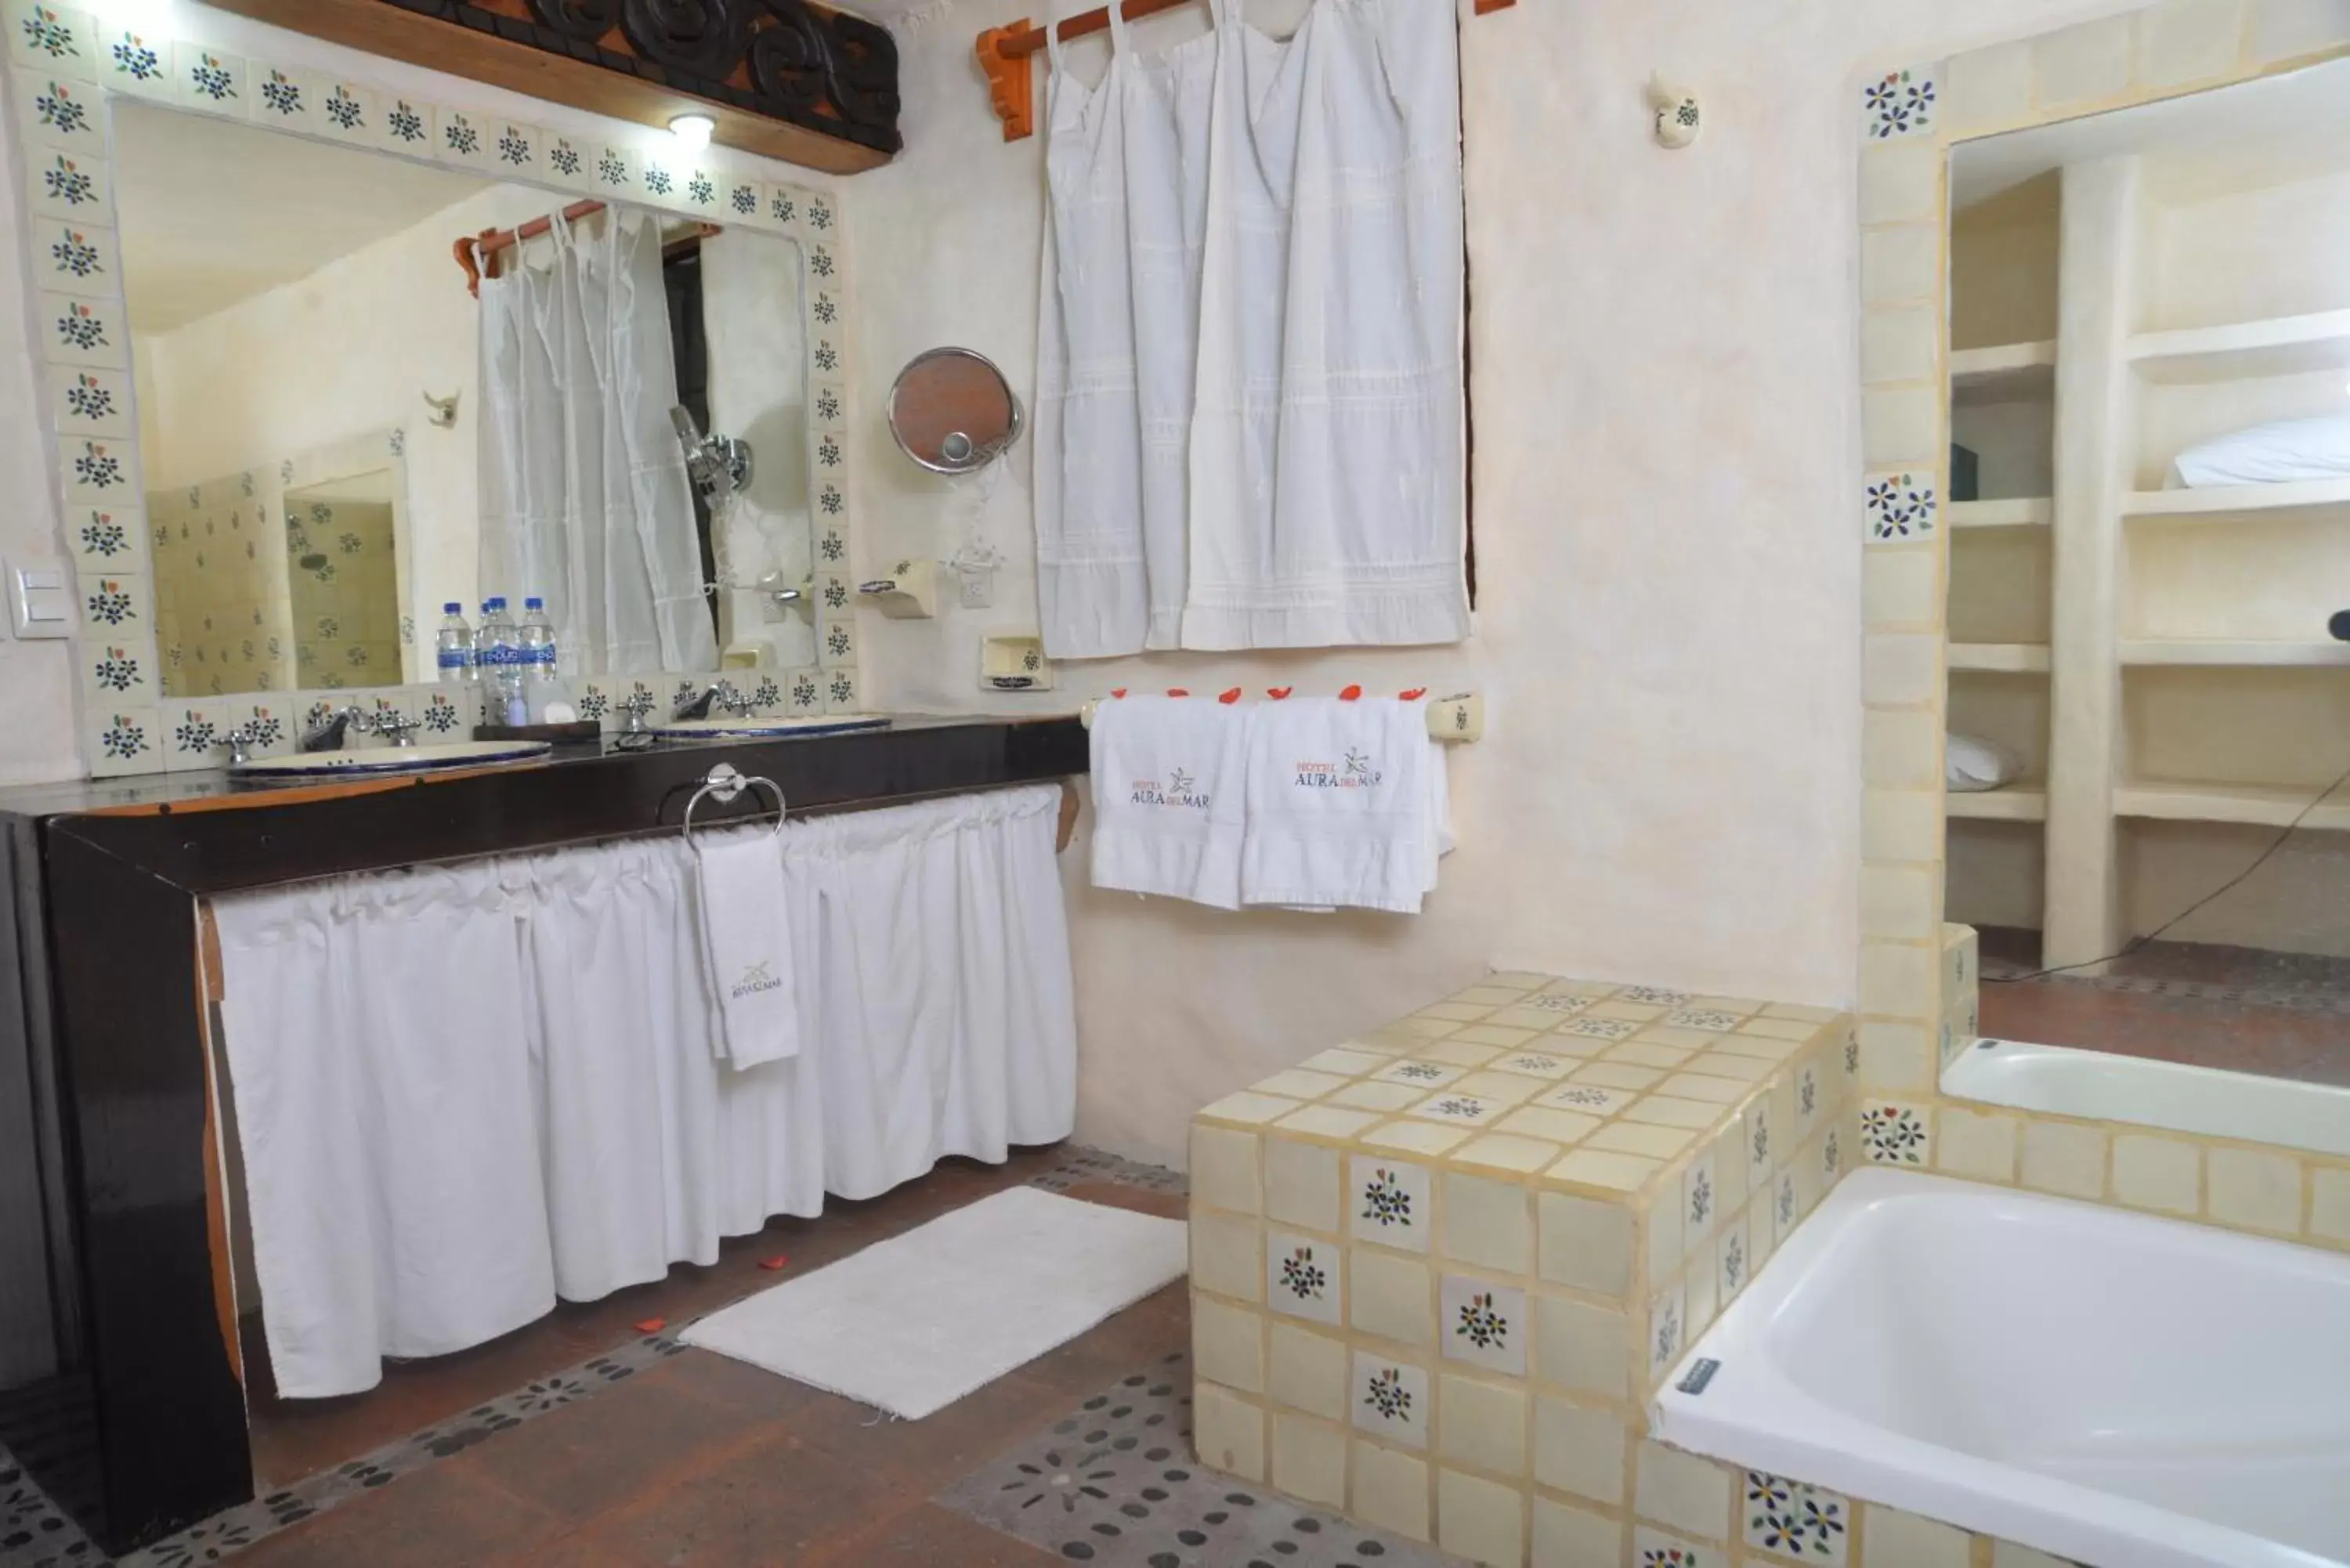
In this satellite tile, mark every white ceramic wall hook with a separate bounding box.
[1647,74,1701,149]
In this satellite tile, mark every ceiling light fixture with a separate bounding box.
[668,113,716,152]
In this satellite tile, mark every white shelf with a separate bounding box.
[1948,786,2048,822]
[1949,497,2052,529]
[1949,642,2051,674]
[2128,308,2350,385]
[2114,782,2350,833]
[2119,639,2350,667]
[2122,478,2350,520]
[1950,341,2056,405]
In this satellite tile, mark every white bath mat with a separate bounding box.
[678,1185,1188,1419]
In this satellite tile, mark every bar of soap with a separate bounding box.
[541,702,579,724]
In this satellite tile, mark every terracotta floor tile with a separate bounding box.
[783,1371,1073,1495]
[515,1429,901,1567]
[234,1464,561,1568]
[1061,1180,1188,1221]
[1021,1285,1190,1400]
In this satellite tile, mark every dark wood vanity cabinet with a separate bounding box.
[0,717,1085,1553]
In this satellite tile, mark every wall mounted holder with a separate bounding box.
[981,633,1052,692]
[1079,687,1484,742]
[859,560,948,620]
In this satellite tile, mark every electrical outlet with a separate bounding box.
[959,569,993,610]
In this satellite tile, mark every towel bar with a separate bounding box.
[1076,690,1483,742]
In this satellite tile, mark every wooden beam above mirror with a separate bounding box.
[206,0,901,175]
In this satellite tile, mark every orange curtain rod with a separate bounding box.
[453,201,722,298]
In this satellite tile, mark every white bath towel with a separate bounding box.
[693,828,800,1069]
[1241,698,1440,914]
[1090,695,1250,908]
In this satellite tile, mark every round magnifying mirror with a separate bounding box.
[887,347,1023,475]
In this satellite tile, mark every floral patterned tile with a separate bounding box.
[1349,1154,1430,1252]
[782,667,825,714]
[1742,1470,1851,1563]
[85,703,158,776]
[375,92,434,157]
[1861,1100,1931,1165]
[433,106,494,170]
[489,120,539,176]
[1267,1233,1341,1325]
[591,141,639,196]
[91,22,169,99]
[1636,1523,1722,1566]
[17,70,101,154]
[1862,64,1939,143]
[543,130,592,190]
[6,2,94,81]
[1440,1275,1524,1376]
[175,44,244,114]
[1350,1350,1428,1450]
[1864,468,1937,544]
[818,616,856,669]
[821,666,860,715]
[39,289,121,367]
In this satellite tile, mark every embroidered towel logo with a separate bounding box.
[1130,764,1208,809]
[1295,747,1381,789]
[732,960,782,999]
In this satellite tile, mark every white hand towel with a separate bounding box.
[1090,695,1250,908]
[1241,698,1436,914]
[693,828,800,1069]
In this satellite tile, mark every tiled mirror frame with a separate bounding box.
[1853,2,2350,1248]
[6,0,862,778]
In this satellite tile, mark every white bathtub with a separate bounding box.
[1654,1168,2350,1568]
[1943,1035,2350,1158]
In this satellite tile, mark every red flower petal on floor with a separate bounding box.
[1400,687,1427,700]
[1166,688,1188,697]
[757,1255,790,1271]
[634,1317,665,1334]
[1339,684,1362,700]
[1267,687,1293,699]
[1218,687,1242,703]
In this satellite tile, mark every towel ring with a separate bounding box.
[683,763,787,841]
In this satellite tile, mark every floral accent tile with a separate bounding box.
[19,70,101,151]
[725,176,759,217]
[821,665,860,715]
[818,616,857,668]
[593,142,640,193]
[1745,1100,1773,1190]
[1682,1152,1716,1251]
[233,700,292,759]
[1409,1090,1501,1127]
[1864,468,1937,543]
[51,363,126,435]
[1536,1082,1632,1116]
[1839,1024,1860,1084]
[809,287,841,329]
[1774,1169,1799,1234]
[9,3,93,80]
[175,45,243,112]
[764,182,799,229]
[1744,1471,1850,1563]
[807,241,839,283]
[87,705,157,775]
[377,93,432,153]
[681,162,721,212]
[492,121,539,173]
[317,79,373,139]
[639,146,681,204]
[783,667,822,712]
[30,146,106,220]
[1554,1014,1637,1042]
[815,381,847,430]
[1267,1234,1340,1325]
[544,132,591,187]
[82,636,150,702]
[33,215,114,292]
[41,289,122,367]
[1863,65,1938,142]
[1441,1275,1524,1376]
[1667,1008,1741,1033]
[67,502,140,569]
[421,690,465,735]
[1350,1352,1428,1449]
[817,572,852,614]
[94,24,169,97]
[1348,1155,1429,1252]
[78,569,143,631]
[816,479,847,520]
[436,107,493,168]
[1622,985,1690,1006]
[161,700,223,771]
[1647,1281,1685,1380]
[1795,1060,1822,1136]
[1718,1224,1748,1305]
[65,435,133,501]
[1494,1050,1574,1079]
[1860,1100,1930,1166]
[811,331,841,374]
[1636,1525,1720,1567]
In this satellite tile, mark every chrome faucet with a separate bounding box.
[300,705,421,753]
[673,681,758,723]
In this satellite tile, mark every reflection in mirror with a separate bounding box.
[1943,58,2350,1133]
[888,347,1023,474]
[114,97,812,699]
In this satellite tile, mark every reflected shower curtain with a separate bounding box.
[478,207,717,676]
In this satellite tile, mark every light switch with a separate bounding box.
[8,559,74,639]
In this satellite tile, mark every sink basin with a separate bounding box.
[650,714,891,740]
[230,739,553,778]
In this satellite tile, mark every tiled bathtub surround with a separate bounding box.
[2,0,859,777]
[1869,923,2350,1253]
[1187,972,1861,1566]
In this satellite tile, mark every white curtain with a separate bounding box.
[1034,0,1470,658]
[213,786,1076,1400]
[478,206,718,676]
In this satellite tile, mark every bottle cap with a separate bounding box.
[443,602,461,614]
[525,596,544,609]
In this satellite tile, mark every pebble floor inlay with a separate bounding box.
[937,1357,1463,1568]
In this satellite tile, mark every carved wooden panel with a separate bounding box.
[209,0,899,172]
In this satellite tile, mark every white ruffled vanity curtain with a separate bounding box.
[213,785,1075,1400]
[1033,0,1470,658]
[476,205,718,676]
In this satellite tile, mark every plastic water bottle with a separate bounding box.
[517,597,566,723]
[483,598,527,728]
[435,602,474,691]
[471,600,501,724]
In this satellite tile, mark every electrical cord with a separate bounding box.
[1986,759,2350,985]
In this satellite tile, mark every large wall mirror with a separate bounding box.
[111,98,813,699]
[1936,54,2350,1147]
